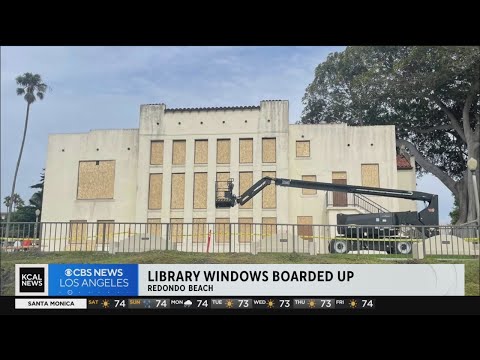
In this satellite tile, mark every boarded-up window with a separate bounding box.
[239,217,253,243]
[195,140,208,164]
[97,220,114,244]
[239,138,253,163]
[172,140,186,165]
[262,138,276,163]
[193,218,207,243]
[216,172,230,203]
[332,172,347,207]
[217,139,231,164]
[77,160,115,199]
[215,218,230,243]
[147,218,162,238]
[297,216,313,240]
[171,173,185,209]
[261,217,276,239]
[302,175,317,195]
[262,171,276,208]
[361,164,380,187]
[239,172,253,209]
[69,220,87,244]
[193,172,208,209]
[150,141,164,165]
[171,218,183,243]
[148,174,163,209]
[216,172,230,182]
[296,141,310,157]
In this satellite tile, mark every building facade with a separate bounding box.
[41,100,416,251]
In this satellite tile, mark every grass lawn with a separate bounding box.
[1,251,478,296]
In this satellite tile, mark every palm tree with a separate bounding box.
[12,194,24,211]
[3,196,12,208]
[4,73,48,241]
[3,193,24,212]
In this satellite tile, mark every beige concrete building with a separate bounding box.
[41,100,416,252]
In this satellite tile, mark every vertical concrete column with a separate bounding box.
[206,137,217,224]
[183,139,195,250]
[161,139,173,223]
[136,104,165,223]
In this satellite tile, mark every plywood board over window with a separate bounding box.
[148,174,163,209]
[332,172,347,207]
[172,140,186,165]
[296,141,310,157]
[262,138,276,163]
[239,217,253,243]
[262,171,276,208]
[150,141,164,165]
[261,217,277,239]
[239,138,253,163]
[297,216,313,240]
[69,220,87,244]
[77,160,115,199]
[147,218,162,238]
[193,172,208,209]
[216,172,230,182]
[193,218,207,243]
[170,218,183,243]
[97,220,115,244]
[332,171,347,180]
[302,175,317,195]
[361,164,380,187]
[171,173,185,209]
[215,218,230,244]
[239,172,253,209]
[217,139,231,164]
[195,140,208,164]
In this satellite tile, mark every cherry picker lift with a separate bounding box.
[215,177,439,254]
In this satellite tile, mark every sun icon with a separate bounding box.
[349,299,357,309]
[226,299,234,309]
[102,299,110,308]
[267,299,275,309]
[308,299,316,308]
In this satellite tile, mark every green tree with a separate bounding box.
[10,206,36,223]
[5,73,48,240]
[450,196,460,225]
[28,171,44,221]
[302,46,479,224]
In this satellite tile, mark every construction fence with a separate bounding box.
[0,221,478,258]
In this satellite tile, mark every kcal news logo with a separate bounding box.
[19,267,45,293]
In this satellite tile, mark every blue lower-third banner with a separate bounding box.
[48,264,138,296]
[15,263,464,296]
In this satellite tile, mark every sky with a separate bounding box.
[0,46,454,223]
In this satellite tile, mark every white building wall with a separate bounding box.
[287,124,399,225]
[42,129,139,223]
[42,100,413,231]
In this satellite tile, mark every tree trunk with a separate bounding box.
[466,139,479,223]
[456,175,469,224]
[4,102,30,242]
[456,139,480,224]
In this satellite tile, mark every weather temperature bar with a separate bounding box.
[85,298,375,310]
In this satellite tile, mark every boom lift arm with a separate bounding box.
[215,176,438,226]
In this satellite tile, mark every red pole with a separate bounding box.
[207,229,212,253]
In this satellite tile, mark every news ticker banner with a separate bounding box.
[14,297,375,310]
[15,263,465,296]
